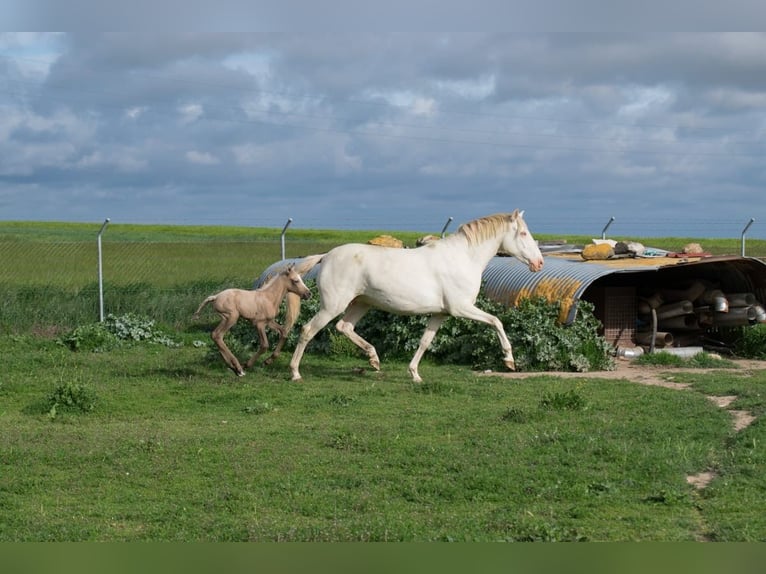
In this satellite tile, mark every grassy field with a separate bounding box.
[1,334,765,542]
[1,220,766,542]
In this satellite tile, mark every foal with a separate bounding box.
[193,264,312,376]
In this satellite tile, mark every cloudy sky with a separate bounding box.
[2,32,766,238]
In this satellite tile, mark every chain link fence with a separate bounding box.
[0,227,299,334]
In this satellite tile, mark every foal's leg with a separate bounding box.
[452,305,515,370]
[245,321,271,369]
[211,313,246,376]
[290,309,337,381]
[262,320,287,366]
[335,301,380,372]
[408,314,447,383]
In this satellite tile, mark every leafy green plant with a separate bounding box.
[46,381,97,418]
[58,322,119,352]
[103,313,180,347]
[59,313,180,352]
[423,295,614,372]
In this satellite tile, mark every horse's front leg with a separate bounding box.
[453,305,515,371]
[245,321,271,369]
[408,314,446,383]
[262,320,287,365]
[290,309,337,381]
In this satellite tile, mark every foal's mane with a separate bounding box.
[259,266,291,290]
[456,211,522,246]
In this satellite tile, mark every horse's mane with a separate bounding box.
[456,211,522,246]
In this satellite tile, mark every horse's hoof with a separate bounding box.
[504,359,516,371]
[236,371,245,377]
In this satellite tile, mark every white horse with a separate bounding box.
[289,210,544,382]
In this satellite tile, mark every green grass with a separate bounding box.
[1,335,765,541]
[635,351,737,369]
[2,220,766,541]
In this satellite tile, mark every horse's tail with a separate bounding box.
[283,291,302,333]
[293,253,324,276]
[281,254,323,332]
[192,295,216,320]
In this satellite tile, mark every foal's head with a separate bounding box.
[283,264,312,300]
[501,210,544,272]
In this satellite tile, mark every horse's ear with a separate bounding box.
[285,264,295,273]
[510,208,520,219]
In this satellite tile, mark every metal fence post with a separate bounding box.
[280,218,293,260]
[97,218,110,322]
[440,217,454,238]
[741,218,755,257]
[601,216,615,240]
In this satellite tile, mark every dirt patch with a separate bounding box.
[483,358,766,490]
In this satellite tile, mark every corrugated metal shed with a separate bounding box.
[256,253,766,328]
[484,254,766,323]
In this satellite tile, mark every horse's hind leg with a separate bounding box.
[408,314,447,383]
[212,314,245,376]
[335,302,380,372]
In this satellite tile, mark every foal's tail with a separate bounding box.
[282,253,324,332]
[192,295,216,320]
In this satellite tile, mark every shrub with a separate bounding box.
[59,313,180,351]
[425,295,614,372]
[103,313,180,347]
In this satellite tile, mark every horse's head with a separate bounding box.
[284,264,312,300]
[502,210,544,273]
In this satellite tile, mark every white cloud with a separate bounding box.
[435,75,496,101]
[363,89,437,117]
[178,103,203,124]
[124,106,147,120]
[232,143,272,166]
[617,86,674,119]
[222,51,274,83]
[185,150,219,165]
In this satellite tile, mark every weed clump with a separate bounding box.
[46,381,97,419]
[59,313,180,352]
